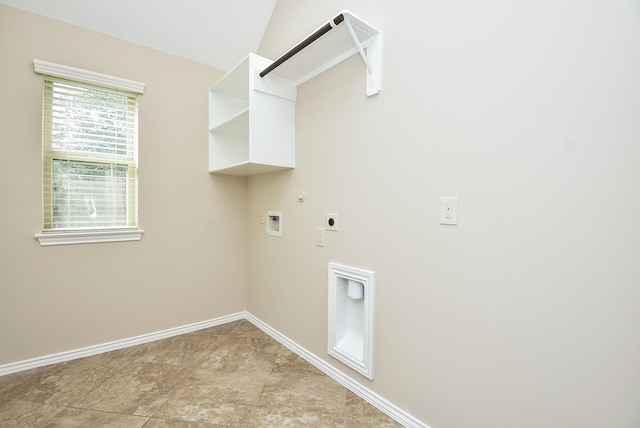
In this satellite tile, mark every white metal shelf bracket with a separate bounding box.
[345,20,372,72]
[344,18,382,96]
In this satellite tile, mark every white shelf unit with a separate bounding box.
[209,53,296,176]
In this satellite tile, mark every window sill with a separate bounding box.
[35,229,144,246]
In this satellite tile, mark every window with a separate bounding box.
[33,60,145,246]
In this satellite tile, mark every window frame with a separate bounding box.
[33,60,145,246]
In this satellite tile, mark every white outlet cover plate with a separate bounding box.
[440,197,458,225]
[316,227,325,246]
[326,213,339,231]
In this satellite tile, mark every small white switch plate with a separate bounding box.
[440,197,458,225]
[260,210,265,224]
[316,228,325,246]
[326,213,339,231]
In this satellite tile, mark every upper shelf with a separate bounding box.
[260,10,382,96]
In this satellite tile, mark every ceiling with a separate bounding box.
[0,0,277,71]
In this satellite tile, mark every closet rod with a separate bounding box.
[259,13,345,78]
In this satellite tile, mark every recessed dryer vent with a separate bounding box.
[328,262,375,379]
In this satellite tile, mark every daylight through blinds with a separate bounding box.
[42,76,138,230]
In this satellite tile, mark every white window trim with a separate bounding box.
[33,60,145,94]
[33,60,145,246]
[35,229,144,246]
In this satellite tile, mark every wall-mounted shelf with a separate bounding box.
[208,11,381,176]
[260,10,382,96]
[209,53,296,176]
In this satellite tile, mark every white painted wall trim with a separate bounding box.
[35,229,144,246]
[0,312,428,427]
[245,313,430,428]
[33,59,145,94]
[0,312,244,376]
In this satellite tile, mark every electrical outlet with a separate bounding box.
[316,228,325,246]
[326,213,339,231]
[440,197,458,225]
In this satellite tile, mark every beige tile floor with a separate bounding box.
[0,320,403,427]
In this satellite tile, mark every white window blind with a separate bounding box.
[42,75,139,231]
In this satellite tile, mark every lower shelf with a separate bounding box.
[209,161,293,176]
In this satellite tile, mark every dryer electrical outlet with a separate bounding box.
[326,213,339,231]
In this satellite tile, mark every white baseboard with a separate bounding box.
[0,311,428,428]
[245,313,429,428]
[0,312,244,376]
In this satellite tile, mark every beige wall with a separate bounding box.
[251,1,640,428]
[0,6,247,364]
[2,2,640,427]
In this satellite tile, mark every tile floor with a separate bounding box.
[0,320,403,427]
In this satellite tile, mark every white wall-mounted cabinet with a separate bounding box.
[209,53,296,176]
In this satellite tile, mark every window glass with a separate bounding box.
[42,77,138,231]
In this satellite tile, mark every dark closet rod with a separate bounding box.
[259,13,345,78]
